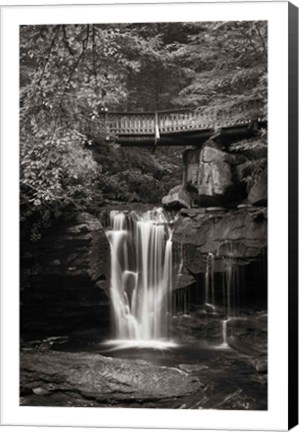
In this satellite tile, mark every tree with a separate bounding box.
[20,24,144,238]
[174,21,267,120]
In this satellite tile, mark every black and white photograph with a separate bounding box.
[19,18,269,411]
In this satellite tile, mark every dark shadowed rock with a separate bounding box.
[248,169,267,206]
[21,212,111,340]
[174,272,195,290]
[162,185,192,209]
[173,207,267,275]
[252,358,267,373]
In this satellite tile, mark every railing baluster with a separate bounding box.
[180,113,184,130]
[132,115,136,134]
[164,114,167,132]
[129,115,132,133]
[134,115,138,133]
[128,116,131,133]
[141,114,144,133]
[138,115,141,133]
[163,114,166,132]
[160,114,164,132]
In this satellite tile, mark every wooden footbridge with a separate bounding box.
[81,99,267,147]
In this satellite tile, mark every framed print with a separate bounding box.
[0,1,298,431]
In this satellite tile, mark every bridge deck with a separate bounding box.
[80,99,267,146]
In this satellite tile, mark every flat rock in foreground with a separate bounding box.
[20,350,201,406]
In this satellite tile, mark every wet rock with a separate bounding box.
[180,208,205,218]
[173,207,267,275]
[20,351,201,406]
[33,387,50,396]
[237,203,253,209]
[251,358,267,374]
[174,273,195,290]
[162,185,193,209]
[225,315,267,357]
[172,313,223,343]
[179,364,209,373]
[206,206,227,212]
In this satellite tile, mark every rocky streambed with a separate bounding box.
[20,345,267,409]
[20,308,267,410]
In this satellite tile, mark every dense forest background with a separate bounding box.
[20,21,267,241]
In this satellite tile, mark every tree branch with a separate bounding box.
[38,26,61,85]
[234,22,267,73]
[255,22,267,60]
[63,25,75,56]
[92,25,99,93]
[49,25,90,144]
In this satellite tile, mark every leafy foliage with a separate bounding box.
[174,22,267,114]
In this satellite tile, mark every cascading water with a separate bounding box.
[205,252,215,308]
[218,319,230,349]
[106,208,174,345]
[203,251,242,349]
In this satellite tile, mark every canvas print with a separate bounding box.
[20,21,267,409]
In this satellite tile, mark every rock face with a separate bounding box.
[248,168,267,205]
[21,212,111,340]
[20,350,201,407]
[172,206,267,280]
[162,138,267,209]
[183,143,240,205]
[161,185,192,209]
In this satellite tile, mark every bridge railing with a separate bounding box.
[77,99,266,140]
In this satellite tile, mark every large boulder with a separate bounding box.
[20,212,111,340]
[183,143,239,206]
[162,185,192,209]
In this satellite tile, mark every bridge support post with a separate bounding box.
[104,108,109,140]
[154,111,160,149]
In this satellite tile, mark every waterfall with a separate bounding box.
[205,252,215,307]
[218,319,230,349]
[106,208,173,342]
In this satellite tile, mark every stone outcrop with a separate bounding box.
[162,138,267,209]
[21,212,111,340]
[248,168,267,206]
[172,206,267,277]
[161,185,192,209]
[183,143,240,206]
